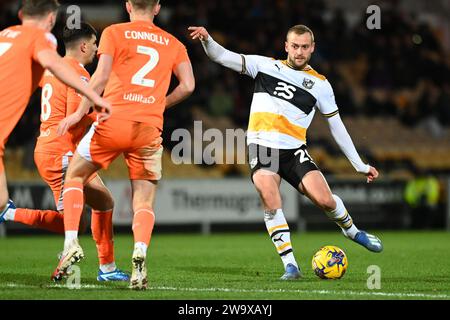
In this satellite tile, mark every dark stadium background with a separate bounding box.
[0,0,449,235]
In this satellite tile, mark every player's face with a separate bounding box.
[85,35,98,64]
[285,32,315,70]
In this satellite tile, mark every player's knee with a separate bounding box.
[316,195,336,212]
[66,157,98,183]
[133,201,153,213]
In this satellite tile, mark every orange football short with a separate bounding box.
[77,118,163,181]
[34,151,97,211]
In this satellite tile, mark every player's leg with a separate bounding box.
[125,137,162,290]
[62,152,99,247]
[51,152,100,281]
[3,207,65,233]
[2,153,69,234]
[0,166,16,222]
[0,158,65,233]
[84,175,129,282]
[300,171,382,252]
[129,179,156,290]
[0,154,7,205]
[252,169,301,280]
[249,144,301,280]
[0,143,14,213]
[53,120,125,281]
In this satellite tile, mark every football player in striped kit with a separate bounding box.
[189,24,383,280]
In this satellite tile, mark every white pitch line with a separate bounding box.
[151,286,450,299]
[2,283,108,290]
[2,283,449,299]
[49,283,108,289]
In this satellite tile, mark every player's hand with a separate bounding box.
[365,166,379,184]
[188,26,209,41]
[92,97,111,123]
[57,112,83,136]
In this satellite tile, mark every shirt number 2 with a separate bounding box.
[131,45,159,88]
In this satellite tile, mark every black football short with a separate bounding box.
[247,143,320,190]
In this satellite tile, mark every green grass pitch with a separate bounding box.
[0,231,449,300]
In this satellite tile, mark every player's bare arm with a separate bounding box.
[37,49,111,119]
[326,113,379,183]
[57,54,113,135]
[165,61,195,109]
[76,54,113,119]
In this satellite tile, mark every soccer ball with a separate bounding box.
[312,245,348,279]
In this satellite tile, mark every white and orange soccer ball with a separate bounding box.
[312,245,348,279]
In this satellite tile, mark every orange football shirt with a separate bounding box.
[35,56,94,154]
[97,20,190,131]
[0,25,57,154]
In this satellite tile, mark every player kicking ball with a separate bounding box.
[189,25,382,280]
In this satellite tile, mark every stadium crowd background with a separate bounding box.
[1,0,449,203]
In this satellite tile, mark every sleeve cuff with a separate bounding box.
[322,110,339,118]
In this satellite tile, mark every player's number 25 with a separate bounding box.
[132,45,159,88]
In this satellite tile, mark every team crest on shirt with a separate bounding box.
[302,78,315,90]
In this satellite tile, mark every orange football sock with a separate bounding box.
[14,208,64,234]
[132,208,155,246]
[91,209,115,265]
[63,181,84,232]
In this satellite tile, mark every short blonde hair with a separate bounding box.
[287,25,315,42]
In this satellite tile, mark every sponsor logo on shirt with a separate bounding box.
[273,82,296,100]
[123,93,156,104]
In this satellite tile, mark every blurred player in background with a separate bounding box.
[0,0,110,227]
[54,0,195,289]
[0,20,128,282]
[189,25,383,280]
